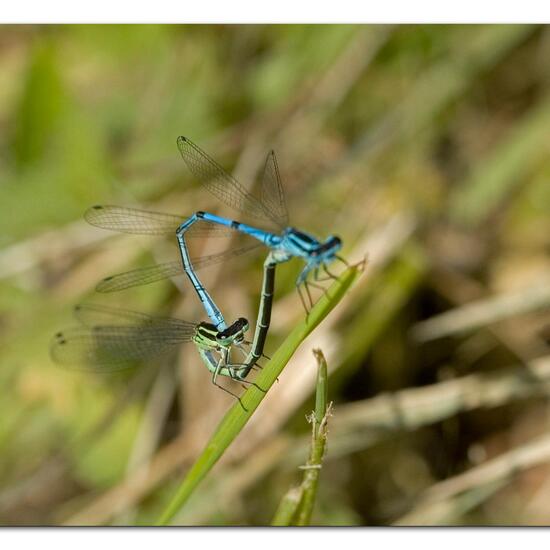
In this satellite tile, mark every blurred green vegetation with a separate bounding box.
[1,24,550,526]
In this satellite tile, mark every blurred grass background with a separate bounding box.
[1,24,550,526]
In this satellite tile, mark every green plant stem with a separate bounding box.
[294,350,331,526]
[313,348,328,432]
[271,486,303,526]
[156,263,364,525]
[271,348,331,526]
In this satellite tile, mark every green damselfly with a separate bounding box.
[51,259,275,405]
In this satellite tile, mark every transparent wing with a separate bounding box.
[85,205,183,235]
[73,303,196,332]
[177,136,285,229]
[84,205,234,237]
[50,325,192,372]
[96,262,183,293]
[95,242,262,293]
[260,150,289,228]
[51,304,197,372]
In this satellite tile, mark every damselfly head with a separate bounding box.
[217,317,249,345]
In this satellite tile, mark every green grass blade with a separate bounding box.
[156,263,364,525]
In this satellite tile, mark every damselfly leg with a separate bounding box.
[238,377,267,393]
[297,282,312,315]
[211,356,248,410]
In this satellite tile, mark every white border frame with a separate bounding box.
[1,1,550,24]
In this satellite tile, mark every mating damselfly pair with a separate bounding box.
[51,137,346,406]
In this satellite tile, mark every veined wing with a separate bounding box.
[95,242,262,293]
[261,150,289,228]
[85,205,182,235]
[51,305,197,372]
[84,205,234,237]
[177,136,286,229]
[96,262,183,293]
[73,303,196,332]
[50,325,193,372]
